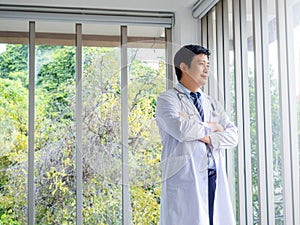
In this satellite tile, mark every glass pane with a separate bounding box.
[288,0,300,203]
[208,9,218,99]
[0,19,28,224]
[127,25,166,224]
[245,0,259,223]
[82,23,122,224]
[267,1,283,224]
[228,0,238,219]
[35,21,76,224]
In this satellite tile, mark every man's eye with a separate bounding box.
[199,63,209,68]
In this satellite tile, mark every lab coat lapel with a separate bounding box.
[174,84,202,121]
[201,92,211,122]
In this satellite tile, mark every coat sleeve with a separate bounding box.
[209,98,238,149]
[156,92,211,143]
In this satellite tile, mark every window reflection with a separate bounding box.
[127,26,166,224]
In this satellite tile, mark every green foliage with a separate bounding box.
[36,46,76,119]
[131,185,160,225]
[37,47,75,91]
[0,44,164,223]
[0,78,28,225]
[0,45,28,79]
[126,52,165,224]
[0,79,28,225]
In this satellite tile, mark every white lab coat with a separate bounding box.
[156,84,238,225]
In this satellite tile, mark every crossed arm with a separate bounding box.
[199,122,224,144]
[156,93,238,148]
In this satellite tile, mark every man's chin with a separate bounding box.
[199,81,207,86]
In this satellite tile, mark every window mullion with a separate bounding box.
[232,0,247,223]
[275,0,294,224]
[252,0,269,224]
[285,1,300,224]
[222,0,236,215]
[75,23,83,225]
[28,20,35,225]
[165,27,173,89]
[121,25,130,225]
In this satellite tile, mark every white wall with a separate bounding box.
[0,0,201,46]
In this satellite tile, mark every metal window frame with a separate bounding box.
[0,4,174,27]
[28,21,35,225]
[231,0,247,223]
[216,2,224,105]
[121,25,130,225]
[240,0,253,224]
[21,12,172,225]
[275,0,294,224]
[252,0,271,224]
[222,0,236,215]
[165,27,173,89]
[201,15,209,94]
[193,0,220,19]
[199,0,299,224]
[285,1,300,224]
[207,9,218,99]
[75,23,83,225]
[260,0,276,223]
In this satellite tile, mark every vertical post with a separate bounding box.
[121,25,130,225]
[285,1,300,224]
[232,0,247,223]
[275,0,293,224]
[165,27,173,89]
[75,23,83,225]
[252,0,270,224]
[28,21,35,225]
[260,0,276,223]
[222,0,236,215]
[207,10,218,99]
[216,2,224,106]
[240,0,253,223]
[201,16,209,94]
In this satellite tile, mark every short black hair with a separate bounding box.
[174,44,210,81]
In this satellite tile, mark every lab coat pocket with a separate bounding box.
[164,155,194,189]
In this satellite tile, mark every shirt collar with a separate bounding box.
[177,82,202,95]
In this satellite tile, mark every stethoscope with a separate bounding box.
[174,87,197,117]
[173,87,220,119]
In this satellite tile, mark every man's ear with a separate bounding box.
[180,62,187,72]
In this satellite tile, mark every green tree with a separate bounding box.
[0,44,28,80]
[0,44,164,224]
[0,78,28,224]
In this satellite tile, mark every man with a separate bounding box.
[156,45,238,225]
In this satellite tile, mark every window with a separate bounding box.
[0,6,173,224]
[198,0,299,224]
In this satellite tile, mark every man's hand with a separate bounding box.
[199,122,224,144]
[207,122,224,132]
[199,136,211,144]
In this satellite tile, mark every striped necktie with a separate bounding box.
[190,91,216,170]
[190,92,204,121]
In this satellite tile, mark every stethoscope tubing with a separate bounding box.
[173,87,219,119]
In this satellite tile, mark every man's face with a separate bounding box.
[183,53,210,88]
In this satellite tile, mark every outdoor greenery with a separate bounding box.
[0,44,164,224]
